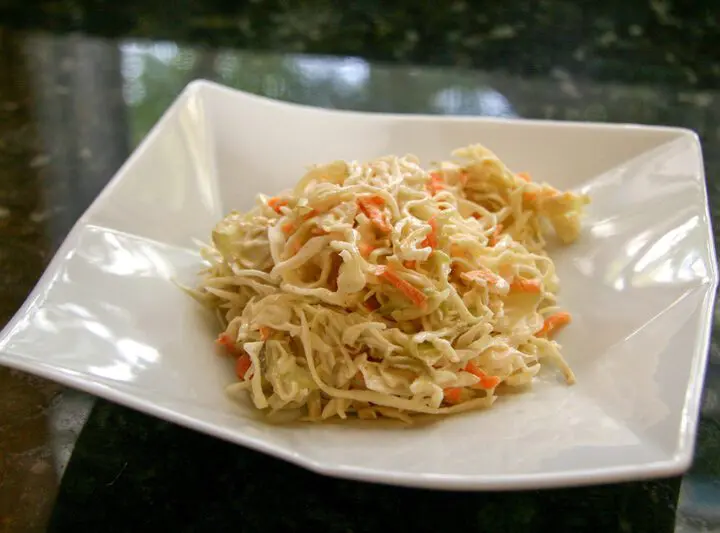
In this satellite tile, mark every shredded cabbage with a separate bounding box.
[191,144,589,422]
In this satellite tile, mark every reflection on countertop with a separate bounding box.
[4,1,720,89]
[1,25,720,533]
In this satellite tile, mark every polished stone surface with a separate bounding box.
[48,400,683,533]
[0,14,719,532]
[3,1,720,89]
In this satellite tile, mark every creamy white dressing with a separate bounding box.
[192,144,589,421]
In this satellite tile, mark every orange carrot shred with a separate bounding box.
[216,333,232,346]
[421,216,438,249]
[523,191,537,203]
[403,260,417,269]
[443,387,464,405]
[303,209,320,220]
[429,216,438,247]
[481,376,501,389]
[516,172,532,182]
[281,222,295,234]
[235,353,252,380]
[364,196,385,206]
[267,197,288,214]
[510,278,542,293]
[359,242,375,258]
[488,224,503,247]
[358,197,391,233]
[216,333,241,356]
[461,269,500,285]
[465,361,487,379]
[377,266,428,307]
[538,312,572,338]
[427,172,445,196]
[465,363,502,389]
[259,326,272,341]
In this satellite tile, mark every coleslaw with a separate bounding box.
[187,144,589,422]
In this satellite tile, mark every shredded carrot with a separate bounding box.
[217,334,255,383]
[480,375,501,389]
[443,387,464,405]
[235,353,252,380]
[465,362,502,389]
[358,196,391,233]
[259,326,272,341]
[538,312,572,337]
[216,333,241,356]
[510,278,542,293]
[461,269,500,285]
[523,191,537,203]
[465,361,486,379]
[488,224,503,247]
[429,216,438,247]
[216,333,232,346]
[403,260,417,269]
[364,196,385,206]
[421,216,438,249]
[280,210,320,236]
[516,172,532,182]
[267,197,288,214]
[427,172,445,195]
[303,209,320,220]
[377,266,428,307]
[358,242,375,258]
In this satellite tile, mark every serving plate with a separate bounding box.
[0,80,715,490]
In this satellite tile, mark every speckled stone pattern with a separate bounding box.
[0,29,61,532]
[2,0,720,89]
[0,28,123,532]
[49,400,682,533]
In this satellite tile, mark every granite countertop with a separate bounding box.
[0,3,719,531]
[3,0,720,89]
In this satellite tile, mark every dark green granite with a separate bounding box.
[2,0,720,89]
[21,35,716,532]
[0,3,718,530]
[50,400,682,533]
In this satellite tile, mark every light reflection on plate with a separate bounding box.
[0,81,715,490]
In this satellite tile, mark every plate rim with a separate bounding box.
[0,79,716,490]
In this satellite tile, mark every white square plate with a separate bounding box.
[0,81,716,490]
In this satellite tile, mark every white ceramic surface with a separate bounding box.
[0,80,716,490]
